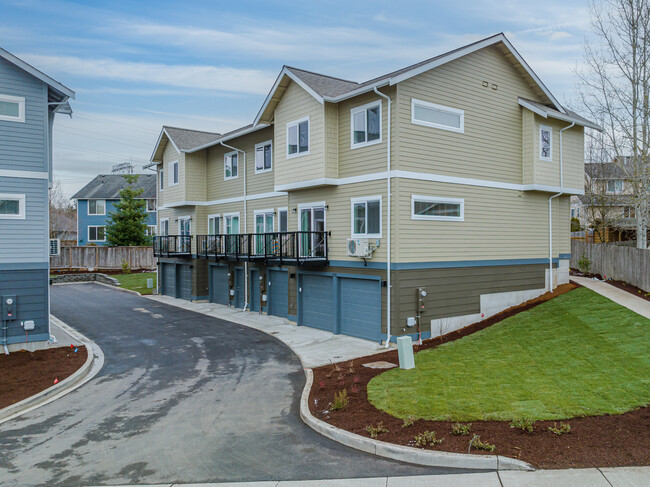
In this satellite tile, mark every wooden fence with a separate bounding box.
[50,246,156,271]
[571,240,649,291]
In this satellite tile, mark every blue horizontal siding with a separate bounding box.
[77,199,157,246]
[0,268,49,341]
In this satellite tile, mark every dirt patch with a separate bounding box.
[309,283,650,469]
[0,346,88,410]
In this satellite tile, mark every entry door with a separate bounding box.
[234,268,245,309]
[249,268,261,312]
[178,217,191,253]
[300,206,325,257]
[255,212,274,254]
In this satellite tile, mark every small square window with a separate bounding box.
[88,200,105,215]
[146,199,156,212]
[351,197,382,237]
[88,226,106,241]
[0,194,25,219]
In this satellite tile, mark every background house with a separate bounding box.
[73,174,157,246]
[0,47,74,351]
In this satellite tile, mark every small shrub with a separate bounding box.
[570,217,581,232]
[401,415,418,428]
[414,431,443,448]
[121,259,131,274]
[470,435,495,452]
[577,252,592,274]
[548,422,571,435]
[510,418,535,434]
[452,422,471,435]
[366,422,389,439]
[330,389,348,411]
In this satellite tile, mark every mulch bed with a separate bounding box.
[309,283,650,469]
[570,269,650,303]
[0,346,87,410]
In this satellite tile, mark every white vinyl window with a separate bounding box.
[88,226,106,242]
[539,125,553,161]
[0,193,25,219]
[159,169,164,191]
[255,140,273,173]
[169,161,179,186]
[146,225,157,236]
[412,98,464,133]
[88,200,105,215]
[623,206,635,218]
[278,208,288,232]
[287,117,310,157]
[159,218,169,236]
[208,214,221,234]
[0,94,25,123]
[146,199,156,212]
[224,151,238,179]
[224,213,240,234]
[411,195,464,222]
[351,101,382,148]
[607,180,624,194]
[351,196,382,237]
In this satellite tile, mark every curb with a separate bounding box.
[299,368,534,471]
[0,315,105,424]
[53,280,144,297]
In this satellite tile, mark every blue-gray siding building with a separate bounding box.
[73,174,157,246]
[0,47,74,352]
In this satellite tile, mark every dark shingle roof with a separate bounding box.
[285,67,360,98]
[72,174,157,200]
[585,163,628,180]
[164,126,221,151]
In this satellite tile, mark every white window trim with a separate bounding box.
[286,116,310,159]
[539,125,553,162]
[0,94,25,123]
[224,212,241,234]
[297,201,327,230]
[350,195,382,238]
[350,100,382,149]
[411,195,465,222]
[278,207,288,232]
[87,199,106,216]
[207,213,221,234]
[178,216,191,235]
[146,199,156,212]
[87,225,106,242]
[411,98,464,134]
[254,208,275,232]
[169,160,179,186]
[224,150,239,180]
[0,193,25,219]
[159,169,164,192]
[159,217,169,236]
[254,140,273,174]
[146,225,157,236]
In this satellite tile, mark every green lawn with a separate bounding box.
[368,287,650,422]
[115,272,157,295]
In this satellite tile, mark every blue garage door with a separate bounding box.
[178,264,192,300]
[162,263,176,297]
[234,267,245,309]
[209,265,229,305]
[268,269,288,318]
[299,274,335,333]
[249,268,264,312]
[340,277,381,341]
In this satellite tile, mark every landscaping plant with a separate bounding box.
[470,435,495,452]
[365,422,389,439]
[510,418,536,434]
[105,175,151,246]
[330,389,348,411]
[577,252,592,274]
[452,422,471,435]
[401,415,418,428]
[548,422,571,435]
[414,431,443,448]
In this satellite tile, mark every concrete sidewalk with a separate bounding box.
[572,276,650,319]
[146,295,386,368]
[88,466,649,486]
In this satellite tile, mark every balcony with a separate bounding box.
[153,235,192,258]
[196,231,330,266]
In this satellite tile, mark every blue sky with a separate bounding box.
[0,0,593,198]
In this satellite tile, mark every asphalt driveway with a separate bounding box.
[0,284,457,486]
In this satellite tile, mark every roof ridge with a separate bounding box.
[285,66,359,85]
[163,125,221,136]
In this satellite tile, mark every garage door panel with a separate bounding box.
[162,264,176,297]
[300,274,335,333]
[209,265,229,305]
[249,268,261,312]
[268,270,288,318]
[340,278,381,341]
[178,265,192,300]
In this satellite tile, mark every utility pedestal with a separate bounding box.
[397,335,415,370]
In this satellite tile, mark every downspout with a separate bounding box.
[548,122,575,292]
[374,86,392,347]
[220,141,248,311]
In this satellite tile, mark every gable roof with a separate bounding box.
[0,47,75,100]
[585,162,629,180]
[72,174,157,200]
[149,126,221,164]
[518,98,603,131]
[255,33,568,125]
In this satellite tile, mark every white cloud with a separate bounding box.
[17,54,275,95]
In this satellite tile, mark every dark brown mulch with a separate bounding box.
[0,346,88,409]
[570,269,650,302]
[309,283,650,469]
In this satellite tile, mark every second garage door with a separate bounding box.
[209,265,229,305]
[339,277,381,341]
[299,274,335,333]
[161,263,176,297]
[178,264,192,300]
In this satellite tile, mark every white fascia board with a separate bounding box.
[156,191,288,210]
[518,98,604,131]
[149,127,171,163]
[325,80,390,103]
[186,123,270,154]
[518,98,548,118]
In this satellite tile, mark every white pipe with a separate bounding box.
[220,141,248,311]
[374,86,392,347]
[548,122,575,292]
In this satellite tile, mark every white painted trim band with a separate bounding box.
[156,191,288,210]
[0,169,49,180]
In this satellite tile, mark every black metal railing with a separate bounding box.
[196,231,329,265]
[153,235,192,257]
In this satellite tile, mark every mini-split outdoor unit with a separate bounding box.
[347,238,373,258]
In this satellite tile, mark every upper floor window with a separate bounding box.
[169,161,179,186]
[225,213,240,234]
[88,200,105,215]
[255,140,272,173]
[0,193,25,219]
[159,218,169,236]
[607,180,623,194]
[0,94,25,123]
[287,117,309,157]
[539,125,553,161]
[88,225,106,242]
[411,98,464,134]
[411,195,464,222]
[278,208,288,232]
[208,214,221,234]
[159,169,164,191]
[623,206,635,218]
[351,196,381,237]
[225,151,238,179]
[351,101,381,148]
[146,199,156,212]
[146,225,157,237]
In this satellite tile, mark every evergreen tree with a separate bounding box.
[105,175,150,246]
